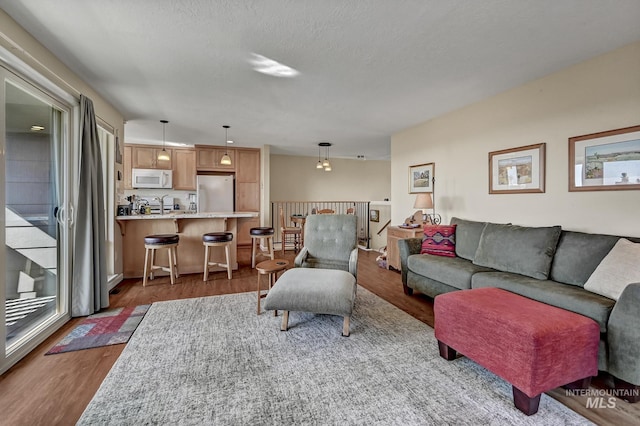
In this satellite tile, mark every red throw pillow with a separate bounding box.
[420,225,457,257]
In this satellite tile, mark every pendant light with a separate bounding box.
[220,125,232,165]
[318,142,332,172]
[316,145,323,169]
[157,120,171,161]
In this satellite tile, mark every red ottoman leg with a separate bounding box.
[513,386,541,416]
[438,340,457,360]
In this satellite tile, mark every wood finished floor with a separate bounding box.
[0,248,637,425]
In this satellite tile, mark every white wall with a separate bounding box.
[270,155,390,202]
[391,42,640,237]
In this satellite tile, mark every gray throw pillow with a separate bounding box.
[473,223,562,280]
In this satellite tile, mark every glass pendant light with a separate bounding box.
[319,142,332,171]
[316,145,323,169]
[220,125,232,165]
[157,120,171,161]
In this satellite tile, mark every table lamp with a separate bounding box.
[413,193,441,225]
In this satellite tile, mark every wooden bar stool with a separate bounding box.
[143,234,179,286]
[250,227,275,268]
[255,259,289,315]
[203,232,234,281]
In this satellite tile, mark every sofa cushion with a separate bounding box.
[550,231,619,287]
[450,217,487,261]
[584,238,640,300]
[473,223,562,280]
[407,254,494,290]
[471,271,615,332]
[420,225,456,257]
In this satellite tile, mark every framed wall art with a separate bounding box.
[569,125,640,192]
[489,143,545,194]
[370,209,379,222]
[409,162,434,193]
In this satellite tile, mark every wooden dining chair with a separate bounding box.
[346,207,355,214]
[280,207,302,255]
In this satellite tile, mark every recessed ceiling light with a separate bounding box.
[30,125,45,131]
[249,53,299,78]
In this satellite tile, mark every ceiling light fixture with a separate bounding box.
[316,145,323,169]
[318,142,332,172]
[249,53,299,78]
[220,125,232,165]
[157,120,171,161]
[30,125,45,131]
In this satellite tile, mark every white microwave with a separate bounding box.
[132,168,173,189]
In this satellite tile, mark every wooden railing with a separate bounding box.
[270,201,371,249]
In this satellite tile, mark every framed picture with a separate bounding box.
[489,143,545,194]
[370,209,379,222]
[115,135,123,164]
[569,125,640,192]
[409,162,434,193]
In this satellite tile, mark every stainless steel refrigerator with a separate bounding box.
[196,175,234,212]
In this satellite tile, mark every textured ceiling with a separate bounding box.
[2,1,640,159]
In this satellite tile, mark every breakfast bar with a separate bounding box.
[117,212,259,279]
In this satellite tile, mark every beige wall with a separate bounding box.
[391,42,640,237]
[270,155,390,202]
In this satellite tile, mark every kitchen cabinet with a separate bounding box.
[235,149,260,212]
[131,145,173,169]
[386,226,423,271]
[196,146,235,172]
[123,145,133,190]
[172,148,196,190]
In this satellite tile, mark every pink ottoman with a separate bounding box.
[434,288,599,415]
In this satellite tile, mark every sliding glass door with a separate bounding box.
[1,70,72,371]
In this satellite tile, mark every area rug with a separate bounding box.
[46,305,150,355]
[77,290,591,425]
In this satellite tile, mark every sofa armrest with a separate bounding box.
[398,237,422,287]
[349,248,358,279]
[608,282,640,386]
[294,247,308,268]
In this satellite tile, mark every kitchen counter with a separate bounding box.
[116,211,258,220]
[116,211,258,235]
[117,212,259,279]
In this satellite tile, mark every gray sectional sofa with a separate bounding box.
[398,217,640,399]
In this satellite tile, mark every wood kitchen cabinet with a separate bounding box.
[131,145,173,169]
[172,148,196,190]
[235,148,260,212]
[195,146,235,172]
[386,226,423,271]
[235,148,261,245]
[123,145,133,190]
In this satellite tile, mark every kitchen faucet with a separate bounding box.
[154,194,169,215]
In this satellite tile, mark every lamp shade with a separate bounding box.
[413,193,434,209]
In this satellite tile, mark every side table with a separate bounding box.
[386,226,423,271]
[256,259,289,314]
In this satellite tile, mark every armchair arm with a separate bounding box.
[608,283,640,387]
[398,238,422,287]
[294,247,309,268]
[349,248,358,279]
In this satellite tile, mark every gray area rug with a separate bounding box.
[78,288,592,425]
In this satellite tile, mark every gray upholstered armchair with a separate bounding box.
[294,214,358,278]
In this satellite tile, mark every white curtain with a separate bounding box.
[71,95,108,316]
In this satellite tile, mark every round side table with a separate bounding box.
[256,259,289,315]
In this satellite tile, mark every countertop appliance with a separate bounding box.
[197,175,234,212]
[137,197,174,214]
[132,168,173,189]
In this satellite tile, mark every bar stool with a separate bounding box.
[203,232,234,281]
[250,227,275,268]
[143,234,179,287]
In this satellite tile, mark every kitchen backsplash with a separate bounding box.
[121,188,195,210]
